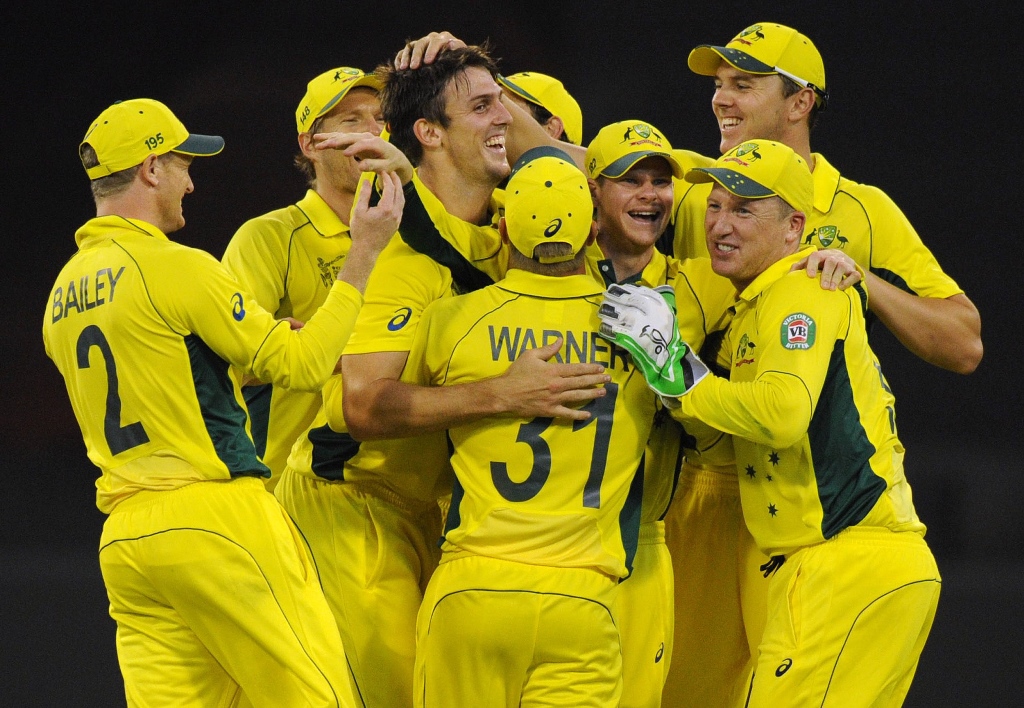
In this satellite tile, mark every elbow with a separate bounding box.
[761,387,812,448]
[951,337,983,375]
[340,395,389,442]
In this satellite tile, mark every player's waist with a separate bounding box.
[638,520,665,546]
[296,474,443,517]
[676,461,739,498]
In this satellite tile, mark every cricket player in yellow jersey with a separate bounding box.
[661,23,982,706]
[43,99,402,706]
[221,67,384,488]
[603,139,941,707]
[405,152,659,707]
[273,45,610,708]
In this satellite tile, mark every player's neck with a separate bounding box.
[96,192,173,234]
[314,181,356,227]
[417,161,495,225]
[596,234,654,283]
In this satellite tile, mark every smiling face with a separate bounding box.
[591,156,674,256]
[712,63,794,155]
[436,66,512,187]
[154,153,194,233]
[704,183,804,289]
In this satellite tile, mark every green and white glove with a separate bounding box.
[598,283,710,403]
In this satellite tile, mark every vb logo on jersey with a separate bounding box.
[781,313,815,350]
[231,293,245,322]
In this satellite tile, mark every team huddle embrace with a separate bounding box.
[44,22,981,708]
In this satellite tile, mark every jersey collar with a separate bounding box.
[811,153,841,214]
[75,215,168,249]
[497,268,605,299]
[586,244,672,288]
[737,247,818,303]
[296,189,350,238]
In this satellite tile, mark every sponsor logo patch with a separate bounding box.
[781,313,815,350]
[231,293,245,322]
[387,307,412,332]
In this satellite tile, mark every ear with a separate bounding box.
[544,115,566,142]
[786,210,807,247]
[588,177,600,201]
[498,217,509,244]
[787,87,816,124]
[138,153,161,188]
[297,131,318,160]
[585,220,598,246]
[413,118,443,150]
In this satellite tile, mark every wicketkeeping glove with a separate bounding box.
[598,283,710,402]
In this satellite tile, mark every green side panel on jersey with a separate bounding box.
[307,424,362,481]
[808,340,886,539]
[184,335,270,478]
[443,474,465,544]
[398,182,494,294]
[618,454,645,580]
[242,383,272,459]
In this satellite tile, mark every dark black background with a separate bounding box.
[4,1,1021,705]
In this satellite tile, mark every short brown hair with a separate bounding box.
[377,44,499,165]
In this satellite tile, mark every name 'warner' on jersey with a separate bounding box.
[43,216,362,513]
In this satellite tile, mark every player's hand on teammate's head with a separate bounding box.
[791,249,864,291]
[350,170,405,253]
[496,338,611,422]
[394,31,467,70]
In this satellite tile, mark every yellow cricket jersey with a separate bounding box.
[678,248,926,557]
[283,235,455,503]
[221,190,353,480]
[405,268,659,578]
[670,152,964,301]
[43,216,362,513]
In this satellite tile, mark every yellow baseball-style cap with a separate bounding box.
[504,147,593,263]
[685,139,813,214]
[295,67,383,133]
[688,23,828,108]
[80,99,224,180]
[585,120,684,180]
[497,72,584,146]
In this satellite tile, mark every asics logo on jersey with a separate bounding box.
[775,658,793,676]
[387,307,412,331]
[654,642,665,663]
[544,218,563,237]
[231,293,246,321]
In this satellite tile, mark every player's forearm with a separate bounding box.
[677,373,813,448]
[866,273,983,374]
[342,376,507,441]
